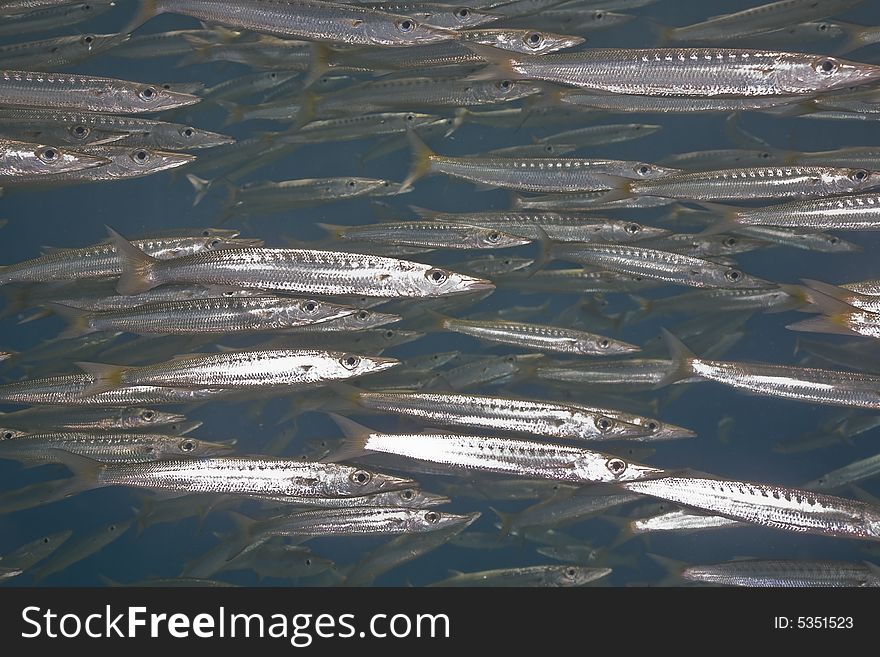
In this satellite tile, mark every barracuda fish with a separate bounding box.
[681,559,880,587]
[786,291,880,339]
[337,389,649,440]
[557,90,803,114]
[216,544,335,581]
[0,109,233,151]
[436,315,640,355]
[49,296,356,337]
[804,453,880,491]
[31,519,134,582]
[0,32,129,70]
[412,207,670,242]
[326,415,665,483]
[0,406,184,431]
[127,0,459,47]
[0,431,233,464]
[1,138,108,183]
[45,284,268,313]
[657,0,866,44]
[428,564,611,586]
[275,112,442,146]
[502,8,634,32]
[550,243,768,289]
[536,123,661,148]
[107,229,493,298]
[0,2,118,37]
[402,129,677,192]
[224,177,405,214]
[703,193,880,233]
[660,329,880,408]
[631,508,746,534]
[0,530,72,581]
[58,454,417,500]
[498,268,665,295]
[24,145,195,185]
[625,288,800,324]
[74,350,399,398]
[622,474,880,540]
[317,221,530,250]
[0,69,200,113]
[467,44,880,96]
[535,358,690,390]
[0,233,259,286]
[639,232,770,258]
[112,27,238,59]
[352,2,499,28]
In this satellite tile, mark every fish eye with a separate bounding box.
[455,7,470,18]
[829,236,839,244]
[396,18,416,33]
[565,567,578,578]
[606,458,627,475]
[42,537,50,544]
[524,32,543,48]
[302,300,319,313]
[209,238,221,247]
[818,23,828,31]
[179,439,196,452]
[350,469,372,485]
[426,268,449,285]
[851,169,869,181]
[401,489,415,500]
[723,237,738,247]
[424,511,440,523]
[357,310,369,320]
[347,180,357,188]
[82,35,94,45]
[141,410,155,421]
[486,230,501,242]
[38,147,59,163]
[594,11,604,20]
[384,330,394,338]
[181,127,195,138]
[71,124,89,138]
[498,80,513,91]
[725,269,743,282]
[2,431,13,440]
[405,113,415,121]
[815,58,838,74]
[636,164,651,175]
[625,223,641,234]
[647,421,659,432]
[598,338,610,348]
[108,524,117,532]
[131,149,149,164]
[139,86,158,101]
[341,354,361,369]
[596,416,613,432]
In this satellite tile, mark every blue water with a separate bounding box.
[2,0,880,586]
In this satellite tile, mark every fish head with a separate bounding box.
[116,82,201,113]
[417,266,495,297]
[0,427,28,440]
[336,353,400,378]
[174,126,236,149]
[579,335,641,356]
[554,565,611,586]
[613,221,671,242]
[711,266,773,289]
[444,7,501,29]
[405,509,479,532]
[121,408,187,429]
[30,143,109,174]
[118,147,196,175]
[471,227,532,249]
[634,419,697,441]
[363,15,458,47]
[380,488,451,508]
[345,467,417,495]
[629,162,680,179]
[591,414,650,440]
[577,452,666,482]
[837,167,880,193]
[805,55,880,92]
[478,79,544,103]
[168,437,235,458]
[517,30,585,55]
[288,298,356,325]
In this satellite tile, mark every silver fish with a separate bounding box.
[0,530,73,581]
[0,33,129,70]
[682,559,880,587]
[1,138,108,183]
[0,406,185,431]
[428,564,611,586]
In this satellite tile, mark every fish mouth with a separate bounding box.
[364,357,401,374]
[653,425,698,440]
[621,464,669,482]
[381,472,420,490]
[458,275,496,294]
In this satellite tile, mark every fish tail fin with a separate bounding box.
[620,295,653,326]
[461,42,521,81]
[315,222,346,241]
[800,279,857,304]
[605,516,636,549]
[321,413,373,463]
[223,511,264,562]
[786,315,857,337]
[694,201,744,235]
[47,449,104,495]
[646,18,675,47]
[407,204,440,219]
[593,174,634,204]
[74,361,126,398]
[123,0,162,34]
[489,506,515,540]
[646,552,687,586]
[292,90,317,130]
[655,328,698,388]
[215,100,246,127]
[400,128,436,193]
[185,173,213,206]
[325,381,365,406]
[0,264,9,287]
[46,302,95,339]
[304,43,332,88]
[106,226,159,295]
[16,308,53,324]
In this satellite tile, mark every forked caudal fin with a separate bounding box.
[106,226,160,295]
[655,328,700,388]
[320,413,376,463]
[74,361,128,398]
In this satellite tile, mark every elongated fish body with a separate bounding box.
[52,284,269,312]
[418,210,669,242]
[0,530,72,581]
[0,69,200,113]
[804,453,880,491]
[323,221,530,250]
[480,47,880,96]
[255,507,477,540]
[0,406,185,431]
[559,90,802,113]
[536,359,684,389]
[17,146,195,185]
[351,3,500,29]
[86,458,416,498]
[0,374,229,406]
[0,33,130,70]
[429,565,611,586]
[551,243,768,289]
[682,560,880,587]
[632,508,746,534]
[54,296,356,336]
[130,0,458,47]
[1,138,108,182]
[627,166,880,201]
[0,235,260,286]
[77,350,399,392]
[0,431,233,464]
[110,234,493,298]
[439,317,640,355]
[350,391,649,440]
[718,193,880,231]
[0,2,118,37]
[622,476,880,541]
[331,421,665,483]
